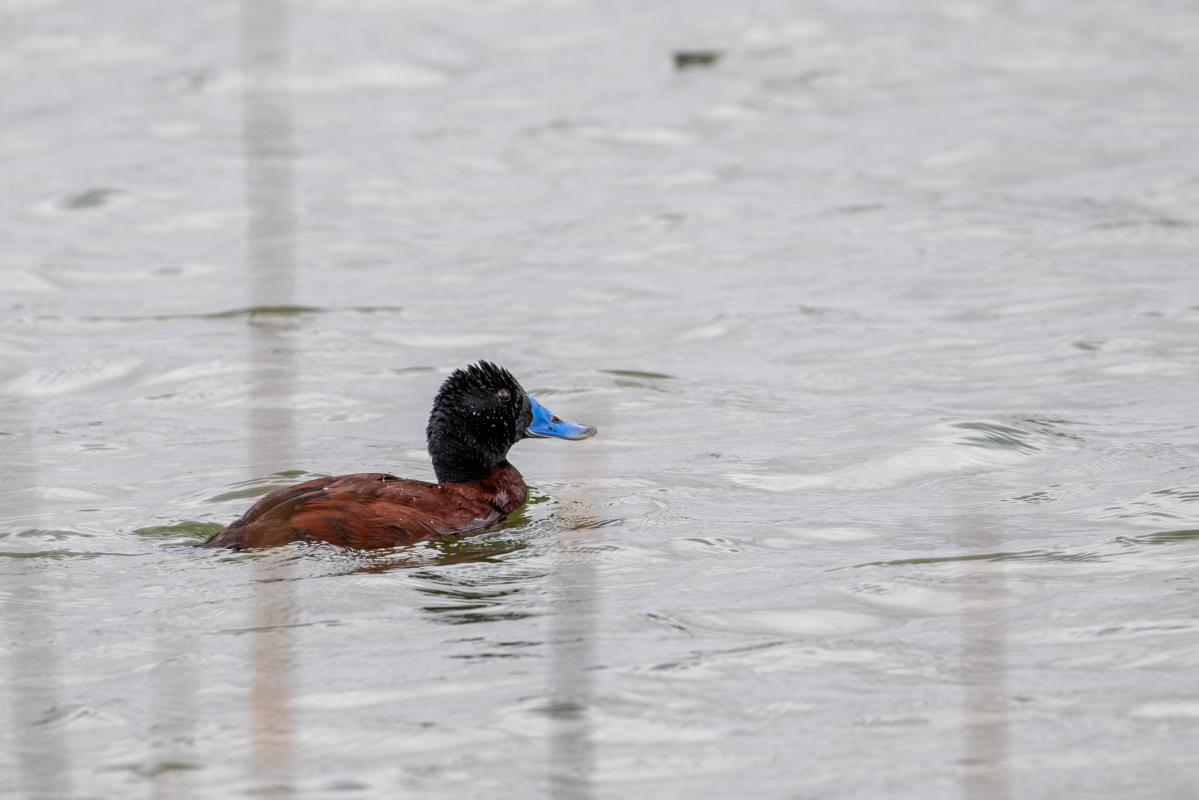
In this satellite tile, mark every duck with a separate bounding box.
[203,361,596,550]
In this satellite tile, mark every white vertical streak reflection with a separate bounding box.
[240,0,298,796]
[959,515,1010,800]
[548,417,607,800]
[4,409,71,800]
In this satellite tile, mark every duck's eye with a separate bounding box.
[496,388,511,401]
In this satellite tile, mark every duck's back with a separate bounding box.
[204,466,527,550]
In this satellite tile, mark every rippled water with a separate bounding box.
[3,1,1199,798]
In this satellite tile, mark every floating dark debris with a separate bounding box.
[62,188,119,210]
[672,49,723,70]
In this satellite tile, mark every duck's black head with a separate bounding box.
[426,361,596,484]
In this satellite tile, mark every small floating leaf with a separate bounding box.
[673,49,723,70]
[62,188,119,210]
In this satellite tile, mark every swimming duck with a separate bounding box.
[203,362,595,550]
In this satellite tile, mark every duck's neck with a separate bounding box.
[427,421,512,483]
[430,438,511,484]
[435,460,506,486]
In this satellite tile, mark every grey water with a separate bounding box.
[3,1,1199,798]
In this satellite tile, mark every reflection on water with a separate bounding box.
[416,569,540,626]
[957,515,1009,800]
[241,0,299,794]
[547,442,608,800]
[151,609,199,800]
[3,407,72,800]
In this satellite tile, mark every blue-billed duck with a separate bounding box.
[203,361,595,550]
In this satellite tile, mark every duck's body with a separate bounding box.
[203,362,593,551]
[205,466,527,550]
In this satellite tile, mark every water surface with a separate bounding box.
[3,1,1199,798]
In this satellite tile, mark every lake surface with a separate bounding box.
[3,1,1199,798]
